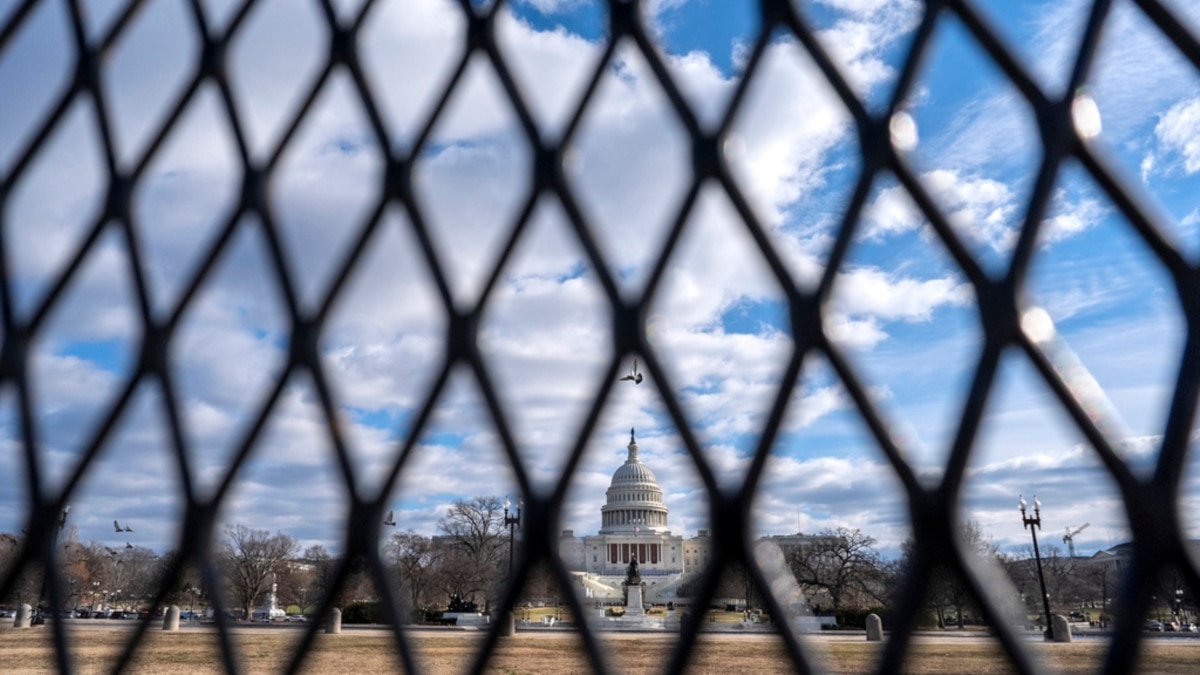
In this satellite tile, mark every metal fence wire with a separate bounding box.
[3,0,1200,672]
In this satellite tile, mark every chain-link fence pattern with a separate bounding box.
[3,0,1200,672]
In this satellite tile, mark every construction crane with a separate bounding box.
[1063,523,1090,558]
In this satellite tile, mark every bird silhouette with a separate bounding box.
[113,520,122,533]
[124,524,133,532]
[619,359,643,384]
[383,510,396,527]
[105,547,118,557]
[125,542,133,549]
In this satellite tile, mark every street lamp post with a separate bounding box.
[1020,494,1055,641]
[503,498,522,581]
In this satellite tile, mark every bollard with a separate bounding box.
[499,611,515,637]
[865,613,883,642]
[1052,615,1072,643]
[14,604,32,628]
[163,605,181,631]
[325,607,342,634]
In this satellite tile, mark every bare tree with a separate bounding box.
[942,521,998,628]
[715,561,762,610]
[518,561,564,609]
[0,532,40,605]
[906,520,1000,628]
[216,524,297,619]
[1037,544,1085,615]
[787,527,885,612]
[386,530,437,615]
[434,496,507,611]
[302,544,337,610]
[1153,564,1190,624]
[119,546,165,610]
[275,561,317,613]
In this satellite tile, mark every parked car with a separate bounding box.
[1144,620,1164,631]
[285,615,306,623]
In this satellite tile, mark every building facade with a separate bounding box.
[558,430,708,602]
[558,429,835,606]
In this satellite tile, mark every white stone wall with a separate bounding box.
[558,533,586,571]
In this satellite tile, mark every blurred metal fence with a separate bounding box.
[2,0,1199,673]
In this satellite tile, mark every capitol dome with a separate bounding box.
[611,459,658,485]
[599,429,669,534]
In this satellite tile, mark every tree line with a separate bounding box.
[2,506,1181,628]
[0,496,549,622]
[780,523,1185,629]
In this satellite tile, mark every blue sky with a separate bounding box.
[2,0,1199,569]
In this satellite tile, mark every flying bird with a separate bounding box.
[619,359,643,384]
[124,524,133,532]
[113,520,122,533]
[105,547,118,557]
[383,510,396,527]
[125,542,133,549]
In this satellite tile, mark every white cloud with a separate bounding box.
[754,453,910,548]
[517,0,586,14]
[494,9,603,132]
[824,315,889,350]
[1182,207,1200,236]
[3,0,1188,563]
[1153,97,1200,175]
[830,265,973,322]
[781,384,849,432]
[1040,196,1105,246]
[815,9,914,96]
[862,169,1020,252]
[1140,152,1156,183]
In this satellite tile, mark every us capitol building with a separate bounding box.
[557,429,715,603]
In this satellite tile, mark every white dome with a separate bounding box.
[598,429,669,534]
[611,461,658,485]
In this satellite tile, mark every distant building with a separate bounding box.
[558,430,692,602]
[558,429,817,604]
[1084,542,1132,576]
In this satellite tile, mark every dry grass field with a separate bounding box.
[1,623,1197,674]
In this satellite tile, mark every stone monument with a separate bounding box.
[865,613,883,641]
[163,605,181,631]
[255,573,284,622]
[1052,614,1072,643]
[13,603,31,628]
[622,557,646,620]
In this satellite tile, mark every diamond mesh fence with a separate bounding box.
[2,0,1200,673]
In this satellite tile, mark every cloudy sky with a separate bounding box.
[2,0,1199,564]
